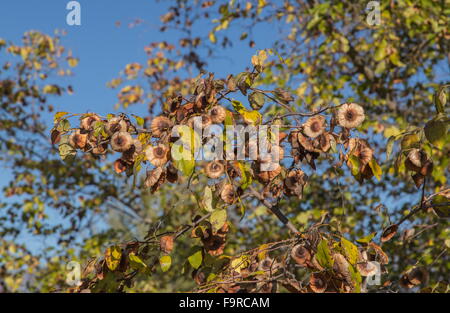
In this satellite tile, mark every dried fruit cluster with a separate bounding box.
[53,82,373,206]
[51,68,395,294]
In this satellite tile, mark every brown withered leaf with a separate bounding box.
[381,224,398,243]
[51,129,61,144]
[412,173,425,188]
[368,242,389,264]
[160,235,174,254]
[114,159,128,174]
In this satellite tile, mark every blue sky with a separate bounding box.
[3,0,443,255]
[1,0,278,116]
[0,0,280,252]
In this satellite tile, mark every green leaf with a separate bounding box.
[54,112,69,122]
[389,52,405,67]
[202,186,214,212]
[235,73,251,95]
[43,84,61,95]
[230,255,250,274]
[315,239,333,269]
[424,117,447,149]
[171,126,199,177]
[348,264,362,293]
[386,136,395,160]
[356,232,377,244]
[432,195,450,218]
[188,250,203,269]
[368,158,382,181]
[56,119,70,132]
[105,245,122,271]
[210,209,227,233]
[374,40,387,62]
[248,91,265,110]
[58,135,76,162]
[132,114,145,127]
[160,255,172,272]
[241,110,262,125]
[231,99,246,113]
[172,142,195,177]
[340,237,358,265]
[224,110,234,126]
[236,162,252,189]
[93,121,105,137]
[374,60,386,75]
[129,253,148,273]
[348,155,360,177]
[435,87,447,114]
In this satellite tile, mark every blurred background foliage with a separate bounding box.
[0,0,449,292]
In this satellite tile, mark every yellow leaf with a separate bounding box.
[208,31,216,44]
[105,245,122,271]
[160,255,172,272]
[369,158,382,181]
[67,57,79,67]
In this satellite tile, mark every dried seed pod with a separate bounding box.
[269,145,285,162]
[358,146,373,165]
[406,267,429,286]
[194,114,212,130]
[69,130,88,149]
[87,136,108,155]
[91,141,108,155]
[151,116,173,138]
[399,274,415,289]
[368,242,389,265]
[419,159,433,177]
[192,269,207,286]
[145,144,170,167]
[412,173,425,188]
[303,115,326,138]
[80,114,101,131]
[209,105,226,124]
[405,149,429,173]
[166,163,178,183]
[258,257,277,272]
[290,245,311,267]
[122,139,143,162]
[347,138,373,164]
[357,261,379,277]
[333,253,352,284]
[309,273,327,293]
[401,228,415,242]
[284,169,308,199]
[407,149,424,168]
[114,158,128,174]
[144,167,164,189]
[220,184,235,204]
[159,235,174,254]
[205,161,225,179]
[297,132,315,151]
[105,117,128,135]
[252,161,282,183]
[381,224,398,243]
[316,132,332,152]
[110,131,133,152]
[336,103,365,129]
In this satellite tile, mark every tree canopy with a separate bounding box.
[0,0,449,293]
